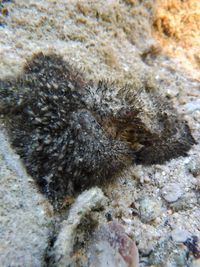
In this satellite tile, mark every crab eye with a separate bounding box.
[125,110,132,116]
[118,108,133,119]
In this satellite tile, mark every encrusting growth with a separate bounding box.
[0,53,196,206]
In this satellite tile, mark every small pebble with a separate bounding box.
[161,183,183,203]
[171,228,190,243]
[89,221,139,267]
[193,259,200,267]
[183,100,200,113]
[138,196,162,223]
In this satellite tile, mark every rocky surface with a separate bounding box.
[0,0,199,266]
[0,129,53,266]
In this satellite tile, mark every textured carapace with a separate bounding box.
[0,53,195,206]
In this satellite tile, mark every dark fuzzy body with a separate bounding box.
[0,53,195,205]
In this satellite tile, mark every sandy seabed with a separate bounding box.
[0,0,199,266]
